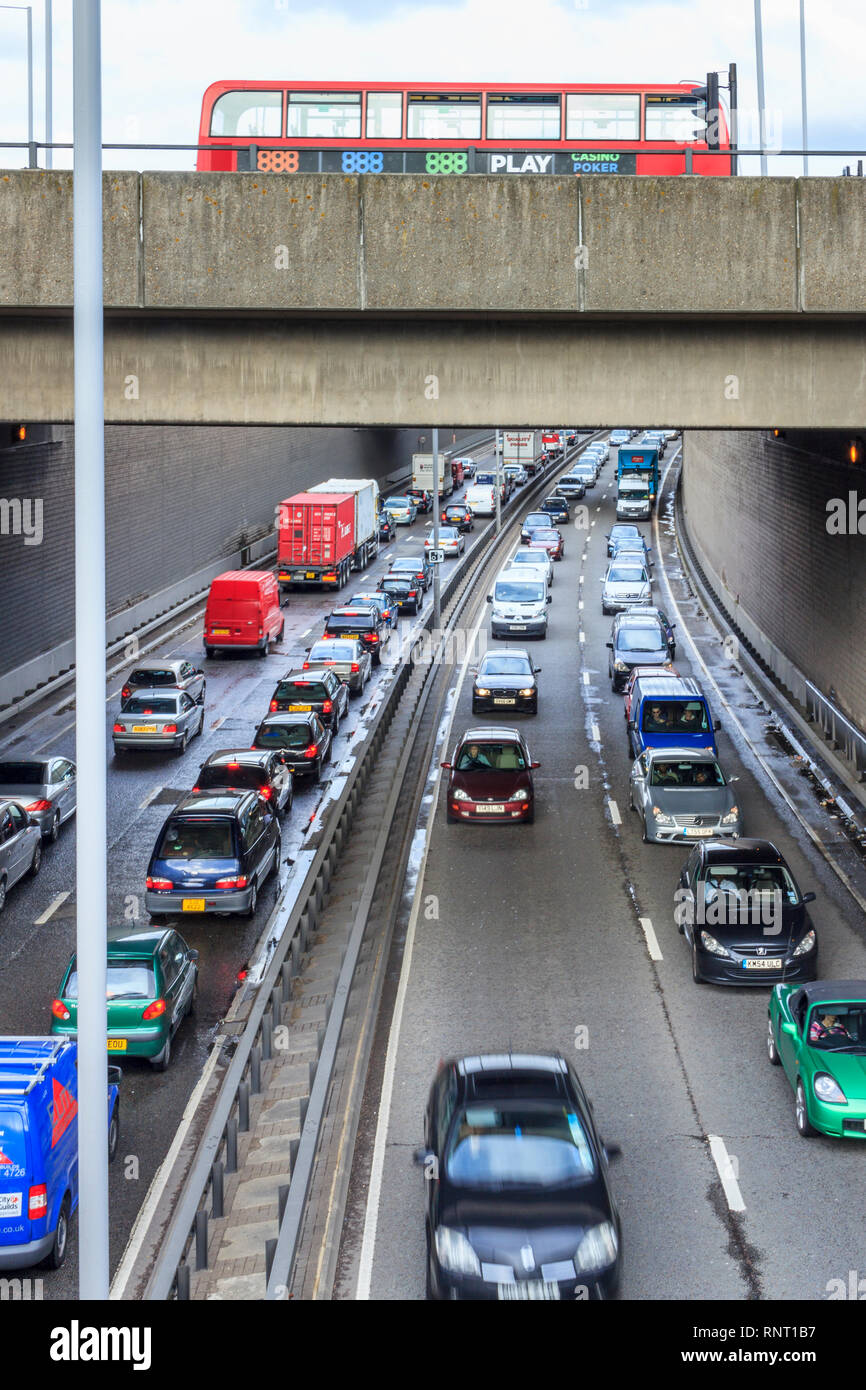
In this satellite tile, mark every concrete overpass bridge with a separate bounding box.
[0,171,864,427]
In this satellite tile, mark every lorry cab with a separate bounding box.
[0,1037,120,1271]
[204,571,284,659]
[627,675,721,759]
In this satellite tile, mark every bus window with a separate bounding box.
[487,93,561,140]
[210,89,282,138]
[565,93,639,140]
[645,94,706,142]
[287,92,361,139]
[367,91,403,138]
[407,94,481,140]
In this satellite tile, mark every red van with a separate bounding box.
[451,458,464,488]
[204,571,284,658]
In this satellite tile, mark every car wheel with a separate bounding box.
[525,802,535,825]
[44,1196,70,1270]
[177,730,189,756]
[29,841,42,877]
[47,809,60,844]
[313,758,322,784]
[0,876,6,913]
[108,1102,120,1162]
[245,882,258,919]
[151,1031,171,1072]
[691,944,705,984]
[258,639,268,658]
[197,710,205,738]
[641,816,648,843]
[278,622,286,641]
[187,973,198,1016]
[204,646,214,659]
[795,1080,816,1137]
[373,650,381,667]
[425,1231,436,1300]
[767,1016,781,1066]
[331,713,340,737]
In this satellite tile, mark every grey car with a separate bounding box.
[305,638,372,695]
[629,747,742,844]
[120,659,206,706]
[0,758,76,842]
[0,799,42,911]
[601,562,652,614]
[554,474,586,501]
[113,689,205,755]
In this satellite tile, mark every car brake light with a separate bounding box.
[259,786,272,799]
[270,699,278,711]
[350,663,359,673]
[163,723,178,734]
[28,1184,48,1219]
[226,761,240,769]
[409,590,417,598]
[26,799,52,812]
[192,786,200,793]
[322,700,333,714]
[113,722,124,733]
[369,634,379,643]
[304,744,319,759]
[215,875,249,889]
[302,661,310,670]
[146,876,173,891]
[121,685,131,699]
[142,999,167,1021]
[51,998,70,1021]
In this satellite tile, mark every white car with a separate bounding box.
[488,571,551,640]
[504,465,528,487]
[504,551,553,587]
[601,561,652,615]
[465,485,497,517]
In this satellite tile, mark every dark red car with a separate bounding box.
[527,527,564,561]
[441,727,539,824]
[441,503,474,533]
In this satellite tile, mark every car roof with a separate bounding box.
[259,711,317,726]
[646,746,717,762]
[103,926,172,956]
[479,648,532,662]
[203,749,273,767]
[123,688,183,702]
[456,1052,568,1078]
[701,838,784,863]
[614,613,662,627]
[633,676,703,698]
[791,980,866,1006]
[279,665,333,680]
[129,659,184,675]
[459,726,523,742]
[173,790,251,815]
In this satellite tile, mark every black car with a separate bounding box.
[407,487,434,514]
[676,839,818,986]
[416,1053,622,1301]
[389,554,432,592]
[192,748,294,817]
[606,524,646,559]
[252,712,333,782]
[268,666,349,731]
[520,512,553,545]
[538,496,570,526]
[442,503,474,533]
[378,575,418,615]
[472,649,540,715]
[323,606,385,666]
[378,512,396,542]
[607,614,674,692]
[145,790,280,919]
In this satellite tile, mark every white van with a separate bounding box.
[465,484,497,517]
[487,569,551,640]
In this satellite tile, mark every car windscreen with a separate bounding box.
[326,614,374,633]
[531,530,559,541]
[610,527,641,541]
[511,552,547,566]
[524,514,549,526]
[123,697,178,714]
[390,558,422,572]
[806,1005,866,1053]
[479,657,532,677]
[617,626,664,653]
[385,496,410,506]
[650,760,725,787]
[699,862,799,906]
[456,742,527,771]
[157,819,235,859]
[438,528,459,540]
[309,641,355,660]
[0,762,47,785]
[445,1103,595,1187]
[198,764,267,791]
[607,567,647,584]
[493,581,545,604]
[380,580,410,594]
[65,961,157,1001]
[641,700,708,734]
[256,722,312,749]
[275,679,329,701]
[129,668,179,686]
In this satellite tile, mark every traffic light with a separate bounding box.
[692,72,721,150]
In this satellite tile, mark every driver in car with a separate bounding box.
[809,1012,852,1043]
[460,743,495,770]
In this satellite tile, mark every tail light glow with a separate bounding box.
[51,998,70,1021]
[322,700,332,714]
[26,799,52,812]
[142,999,167,1021]
[269,699,278,711]
[304,744,319,759]
[163,723,178,734]
[28,1184,48,1220]
[215,875,249,889]
[350,663,359,672]
[113,722,124,733]
[146,876,173,891]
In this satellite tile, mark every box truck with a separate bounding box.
[277,479,380,590]
[503,430,544,475]
[412,453,453,498]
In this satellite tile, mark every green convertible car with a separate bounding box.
[768,979,866,1138]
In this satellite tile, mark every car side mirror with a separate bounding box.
[413,1147,436,1168]
[305,647,311,654]
[603,1141,623,1160]
[781,1021,797,1039]
[531,760,541,769]
[627,720,636,730]
[713,719,721,731]
[440,761,452,770]
[187,948,200,962]
[546,595,552,604]
[606,642,613,649]
[486,594,492,603]
[534,667,542,674]
[801,891,816,905]
[107,1065,123,1086]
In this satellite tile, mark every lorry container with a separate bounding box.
[617,446,660,506]
[279,479,380,590]
[412,454,453,498]
[502,430,543,475]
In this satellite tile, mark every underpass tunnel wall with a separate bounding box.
[0,422,480,706]
[680,429,866,737]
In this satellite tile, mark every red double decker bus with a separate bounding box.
[197,80,731,177]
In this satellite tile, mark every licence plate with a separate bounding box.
[306,572,317,579]
[509,624,527,630]
[743,957,781,970]
[107,1039,127,1051]
[288,704,311,712]
[497,1281,561,1301]
[684,827,714,837]
[0,1193,22,1217]
[182,898,206,912]
[132,725,157,733]
[475,804,506,814]
[212,628,230,635]
[493,698,516,705]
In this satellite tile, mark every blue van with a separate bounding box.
[627,675,721,759]
[0,1037,120,1270]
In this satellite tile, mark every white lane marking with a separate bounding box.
[299,627,312,639]
[212,715,226,730]
[708,1135,746,1212]
[582,671,590,687]
[579,631,585,644]
[356,589,490,1301]
[591,722,600,741]
[138,785,162,810]
[608,798,622,825]
[638,915,663,961]
[590,520,596,528]
[34,892,70,925]
[578,600,584,611]
[578,575,584,585]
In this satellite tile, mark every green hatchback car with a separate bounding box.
[768,979,866,1138]
[50,926,198,1072]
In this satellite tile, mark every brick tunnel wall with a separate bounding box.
[0,423,474,683]
[681,430,866,734]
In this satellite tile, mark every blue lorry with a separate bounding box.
[617,445,660,516]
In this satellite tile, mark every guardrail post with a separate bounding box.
[278,1184,290,1224]
[281,959,293,1000]
[261,1024,272,1062]
[239,1081,250,1133]
[176,1264,191,1301]
[194,1209,208,1270]
[251,1046,262,1093]
[685,147,693,174]
[226,1117,238,1174]
[211,1161,224,1219]
[265,1237,277,1284]
[271,986,282,1033]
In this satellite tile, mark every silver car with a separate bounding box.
[629,747,742,844]
[504,551,553,587]
[113,689,205,754]
[601,561,652,614]
[0,758,77,842]
[305,638,372,695]
[0,799,42,911]
[425,525,465,558]
[121,658,206,706]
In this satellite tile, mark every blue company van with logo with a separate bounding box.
[0,1037,120,1270]
[626,676,721,760]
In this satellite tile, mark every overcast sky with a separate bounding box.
[0,0,863,174]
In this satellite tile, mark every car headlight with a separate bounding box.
[518,688,535,697]
[791,929,816,958]
[613,659,627,672]
[434,1226,481,1277]
[814,1072,847,1105]
[452,788,471,802]
[574,1221,618,1274]
[699,931,731,958]
[720,806,739,824]
[474,687,491,696]
[650,807,674,824]
[510,788,529,802]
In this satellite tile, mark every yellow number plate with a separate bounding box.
[212,628,230,635]
[107,1039,127,1051]
[182,898,206,912]
[288,704,311,711]
[132,725,157,733]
